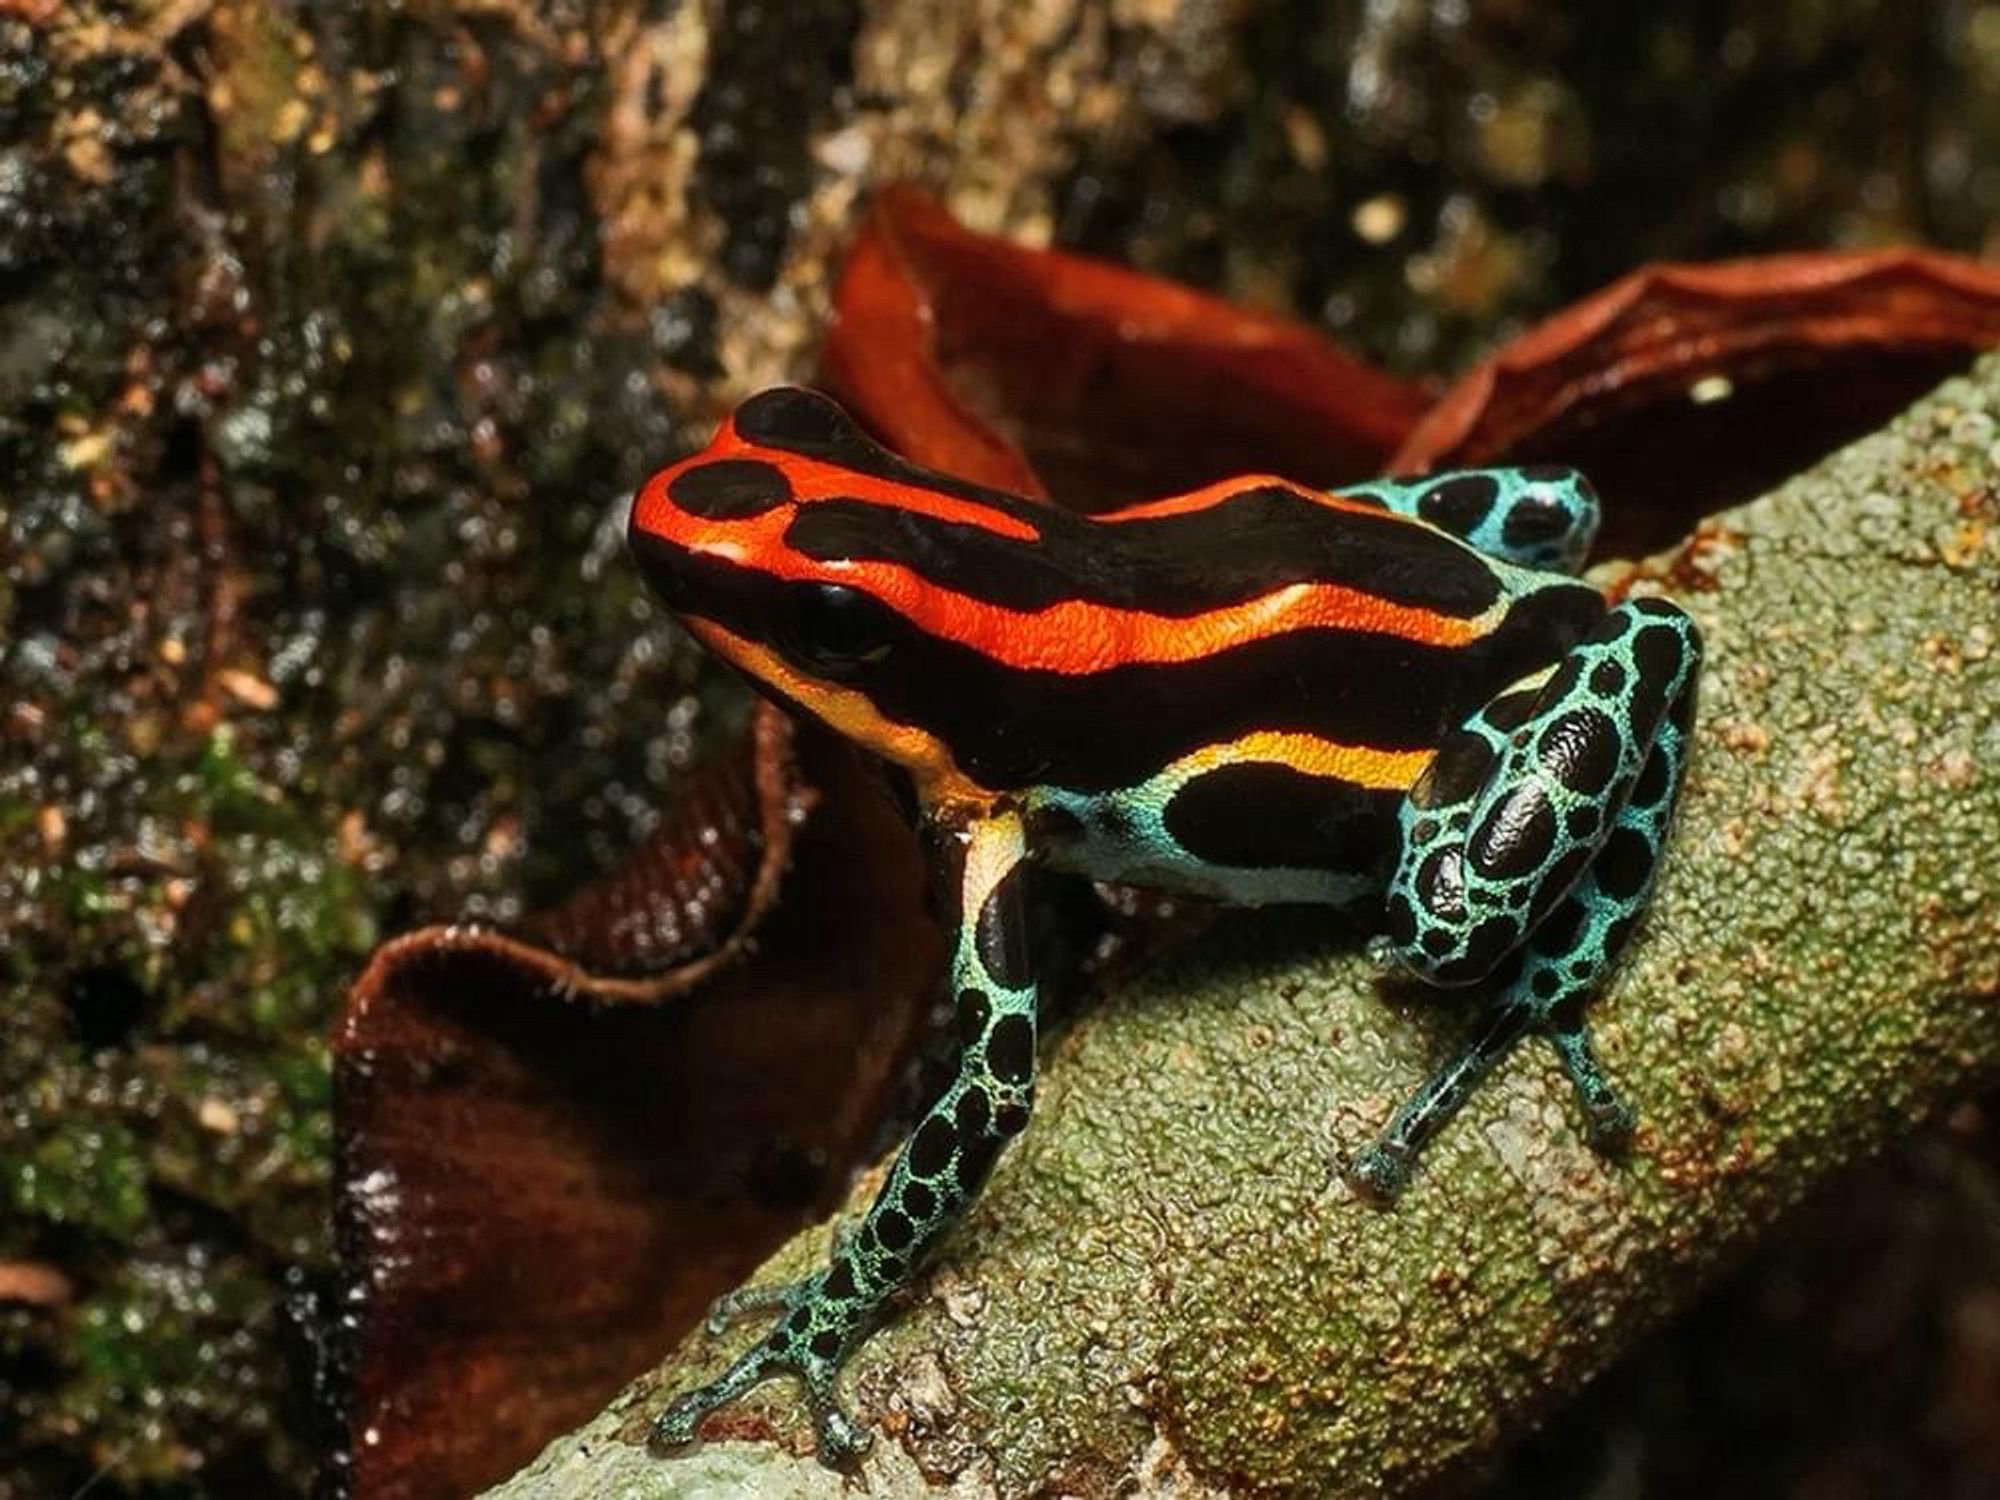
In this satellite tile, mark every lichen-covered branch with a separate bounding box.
[487,353,2000,1498]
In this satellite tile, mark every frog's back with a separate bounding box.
[788,482,1598,781]
[977,485,1605,901]
[635,386,1604,812]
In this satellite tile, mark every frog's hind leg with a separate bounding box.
[1351,596,1701,1200]
[651,813,1038,1465]
[1339,466,1601,574]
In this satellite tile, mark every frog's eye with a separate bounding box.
[785,582,895,677]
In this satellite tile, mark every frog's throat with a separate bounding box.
[687,616,995,814]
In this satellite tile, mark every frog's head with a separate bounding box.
[629,387,1047,801]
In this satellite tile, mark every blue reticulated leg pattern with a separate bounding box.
[1350,595,1701,1200]
[651,812,1038,1464]
[1339,466,1601,574]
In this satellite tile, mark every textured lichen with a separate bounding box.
[488,357,2000,1499]
[0,7,692,1492]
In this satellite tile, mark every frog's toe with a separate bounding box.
[649,1335,791,1451]
[703,1278,802,1336]
[649,1379,731,1450]
[1345,1141,1412,1205]
[810,1399,873,1468]
[1546,1025,1635,1154]
[1364,934,1406,977]
[652,1274,876,1463]
[1578,1088,1636,1154]
[648,1352,872,1465]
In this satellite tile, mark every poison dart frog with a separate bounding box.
[629,386,1700,1463]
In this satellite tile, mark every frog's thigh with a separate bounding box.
[1351,602,1700,1198]
[1378,597,1702,986]
[1340,466,1601,574]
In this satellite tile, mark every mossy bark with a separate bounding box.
[487,358,2000,1498]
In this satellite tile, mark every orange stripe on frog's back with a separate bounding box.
[717,422,1042,539]
[1097,472,1391,525]
[674,513,1492,674]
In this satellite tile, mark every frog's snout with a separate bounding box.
[627,523,693,609]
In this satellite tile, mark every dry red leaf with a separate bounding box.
[335,724,943,1500]
[0,0,61,25]
[1395,249,2000,555]
[518,701,808,996]
[0,1261,73,1307]
[823,185,1433,511]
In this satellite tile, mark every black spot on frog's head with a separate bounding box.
[734,386,871,459]
[666,458,794,519]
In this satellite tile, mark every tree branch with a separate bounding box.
[486,354,2000,1498]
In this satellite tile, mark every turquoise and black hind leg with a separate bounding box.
[650,813,1037,1464]
[1339,465,1601,574]
[1351,596,1701,1200]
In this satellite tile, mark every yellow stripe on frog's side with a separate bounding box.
[1164,730,1435,794]
[687,618,998,812]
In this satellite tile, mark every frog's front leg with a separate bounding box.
[1352,596,1701,1199]
[651,811,1037,1465]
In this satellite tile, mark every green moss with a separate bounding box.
[6,1112,149,1240]
[0,6,705,1491]
[60,1242,308,1485]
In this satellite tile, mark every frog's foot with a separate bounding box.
[651,1277,872,1467]
[704,1218,865,1335]
[1345,1139,1414,1204]
[1337,465,1601,574]
[1346,997,1634,1202]
[1346,998,1533,1204]
[1363,933,1408,978]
